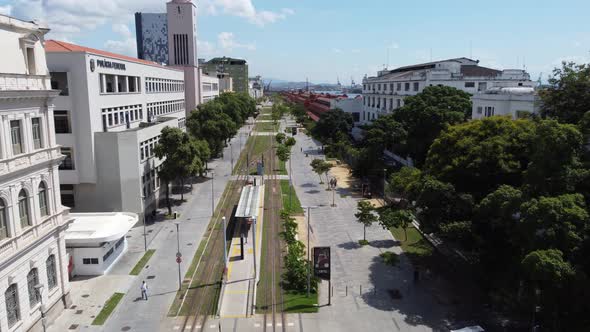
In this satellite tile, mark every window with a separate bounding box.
[0,199,7,240]
[82,258,99,264]
[10,120,23,155]
[478,82,487,92]
[26,47,36,75]
[46,255,57,290]
[32,118,43,149]
[5,284,20,327]
[397,83,401,91]
[115,237,124,249]
[54,111,71,134]
[464,82,475,88]
[18,189,30,228]
[103,247,114,262]
[59,147,74,170]
[404,82,410,91]
[485,106,495,117]
[477,106,483,114]
[413,82,419,91]
[38,182,48,217]
[60,184,75,208]
[390,83,394,92]
[27,268,40,307]
[397,99,401,108]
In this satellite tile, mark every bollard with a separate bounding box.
[360,285,362,295]
[345,285,348,296]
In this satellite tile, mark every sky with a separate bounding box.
[1,0,589,84]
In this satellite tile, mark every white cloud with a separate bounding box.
[218,32,255,51]
[198,40,216,56]
[331,48,342,54]
[104,23,136,56]
[203,0,294,26]
[0,5,12,15]
[351,49,361,54]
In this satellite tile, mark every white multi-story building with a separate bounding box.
[248,76,264,99]
[201,73,220,103]
[45,40,186,218]
[0,15,71,332]
[361,57,533,124]
[471,86,539,120]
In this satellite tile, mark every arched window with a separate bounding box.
[18,189,30,227]
[5,283,20,327]
[27,268,40,307]
[46,255,57,290]
[38,182,48,217]
[0,199,7,239]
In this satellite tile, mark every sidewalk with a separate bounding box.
[47,124,251,332]
[218,184,265,318]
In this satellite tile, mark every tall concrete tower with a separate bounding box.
[166,0,201,112]
[166,0,197,66]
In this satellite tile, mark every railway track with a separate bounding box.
[177,125,258,331]
[262,132,286,332]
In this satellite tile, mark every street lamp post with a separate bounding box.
[175,222,181,290]
[34,284,46,332]
[289,157,292,210]
[302,205,318,297]
[140,195,148,252]
[222,216,228,280]
[230,143,234,173]
[252,217,257,280]
[211,171,215,217]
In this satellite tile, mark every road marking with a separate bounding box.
[267,323,273,327]
[254,323,261,327]
[277,323,282,327]
[185,325,191,330]
[288,322,295,327]
[173,326,180,330]
[209,324,216,328]
[196,325,201,329]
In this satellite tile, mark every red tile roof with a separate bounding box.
[45,40,170,69]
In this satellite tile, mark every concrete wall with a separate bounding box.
[68,237,126,276]
[471,92,538,120]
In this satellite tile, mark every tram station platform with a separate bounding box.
[218,184,265,318]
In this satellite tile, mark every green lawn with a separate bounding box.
[129,249,155,275]
[278,159,287,175]
[283,291,319,313]
[389,226,434,266]
[91,292,125,325]
[255,121,279,132]
[280,180,303,214]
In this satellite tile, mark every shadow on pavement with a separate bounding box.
[337,241,362,250]
[300,182,317,188]
[363,255,451,332]
[370,239,399,248]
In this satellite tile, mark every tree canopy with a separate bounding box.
[540,61,590,125]
[311,108,353,143]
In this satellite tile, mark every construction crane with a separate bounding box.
[537,73,543,87]
[264,80,272,91]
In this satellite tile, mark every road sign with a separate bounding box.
[176,252,182,258]
[176,257,182,263]
[313,247,331,280]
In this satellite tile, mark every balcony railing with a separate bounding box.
[0,73,51,91]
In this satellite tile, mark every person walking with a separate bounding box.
[141,280,148,300]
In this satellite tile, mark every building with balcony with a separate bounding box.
[471,86,539,120]
[361,57,534,124]
[0,14,71,332]
[45,40,186,219]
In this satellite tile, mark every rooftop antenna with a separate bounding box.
[306,77,309,92]
[523,56,526,70]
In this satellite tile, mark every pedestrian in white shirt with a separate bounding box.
[141,280,148,300]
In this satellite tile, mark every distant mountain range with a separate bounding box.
[262,78,344,91]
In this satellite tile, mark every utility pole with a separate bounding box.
[211,171,215,217]
[222,216,228,279]
[289,157,292,210]
[302,206,318,297]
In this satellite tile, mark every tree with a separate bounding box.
[276,144,291,164]
[387,166,422,203]
[539,61,590,125]
[379,208,413,241]
[521,193,589,256]
[522,249,574,284]
[285,137,296,147]
[187,101,236,156]
[523,119,584,195]
[425,116,534,198]
[392,85,472,166]
[276,132,286,145]
[154,127,206,214]
[362,113,407,152]
[311,109,353,143]
[355,200,377,242]
[310,159,325,183]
